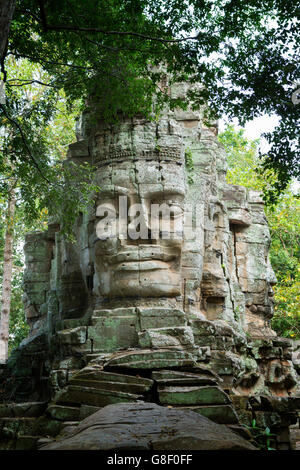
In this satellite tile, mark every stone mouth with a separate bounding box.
[109,250,177,264]
[114,260,169,272]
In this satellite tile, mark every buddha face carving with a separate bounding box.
[93,160,187,299]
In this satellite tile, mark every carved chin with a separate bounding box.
[98,269,181,298]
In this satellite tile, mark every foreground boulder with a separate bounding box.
[40,402,255,450]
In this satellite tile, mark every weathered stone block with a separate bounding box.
[88,313,138,351]
[222,188,246,213]
[0,402,47,418]
[178,404,238,424]
[189,319,216,336]
[56,327,87,345]
[104,349,196,370]
[73,366,153,390]
[79,405,101,420]
[0,418,36,438]
[54,385,143,407]
[137,307,186,329]
[138,326,194,349]
[228,208,252,226]
[158,385,230,405]
[46,405,80,421]
[152,369,217,386]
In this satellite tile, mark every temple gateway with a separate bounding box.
[0,81,299,450]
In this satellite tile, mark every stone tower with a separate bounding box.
[0,81,298,450]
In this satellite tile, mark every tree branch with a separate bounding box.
[71,30,155,54]
[0,104,51,183]
[43,24,198,43]
[11,52,95,70]
[37,2,198,44]
[7,79,58,87]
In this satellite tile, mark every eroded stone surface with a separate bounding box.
[39,402,255,450]
[103,349,197,370]
[151,369,218,385]
[54,385,143,408]
[177,404,239,424]
[158,385,230,406]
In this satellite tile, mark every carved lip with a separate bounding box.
[110,250,177,264]
[114,260,168,272]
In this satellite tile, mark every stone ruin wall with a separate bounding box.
[0,81,298,450]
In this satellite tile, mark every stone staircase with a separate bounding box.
[42,347,241,448]
[1,310,298,450]
[51,358,238,423]
[0,348,241,449]
[1,353,298,449]
[44,309,241,433]
[0,402,48,450]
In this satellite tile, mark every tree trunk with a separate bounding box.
[0,192,16,362]
[0,0,16,63]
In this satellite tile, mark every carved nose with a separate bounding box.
[125,229,158,246]
[268,285,274,296]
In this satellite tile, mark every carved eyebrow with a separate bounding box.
[152,192,185,201]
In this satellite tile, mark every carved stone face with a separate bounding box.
[266,257,277,314]
[93,160,186,299]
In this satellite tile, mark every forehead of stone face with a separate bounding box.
[95,160,186,199]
